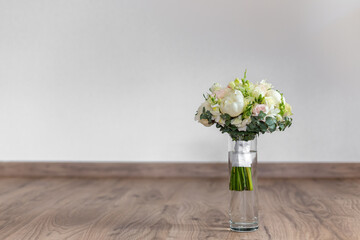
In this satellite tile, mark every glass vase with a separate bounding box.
[228,137,259,232]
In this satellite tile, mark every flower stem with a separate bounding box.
[230,166,253,191]
[246,167,253,191]
[236,167,242,191]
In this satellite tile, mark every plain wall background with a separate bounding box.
[0,0,359,162]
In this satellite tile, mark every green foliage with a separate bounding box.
[258,111,266,119]
[215,113,257,141]
[265,116,276,126]
[242,102,254,119]
[255,94,265,104]
[207,95,218,105]
[215,110,293,141]
[199,107,214,124]
[279,93,286,116]
[279,116,292,131]
[196,69,293,142]
[241,69,248,86]
[236,69,252,98]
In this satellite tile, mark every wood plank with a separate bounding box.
[0,162,359,178]
[0,177,359,239]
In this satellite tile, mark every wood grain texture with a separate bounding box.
[0,162,359,178]
[0,177,359,239]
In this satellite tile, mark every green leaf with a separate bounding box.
[265,117,276,126]
[255,94,265,104]
[259,121,268,131]
[258,111,266,120]
[268,124,276,132]
[243,102,254,119]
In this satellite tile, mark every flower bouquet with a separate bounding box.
[195,70,293,232]
[195,70,293,192]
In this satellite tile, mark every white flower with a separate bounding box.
[260,79,272,89]
[267,107,281,121]
[265,96,277,109]
[231,117,251,131]
[210,83,222,93]
[231,116,242,126]
[228,81,236,89]
[284,103,292,116]
[239,118,251,131]
[253,80,272,98]
[220,90,244,117]
[215,115,225,126]
[210,104,221,118]
[265,89,282,106]
[195,101,213,127]
[214,88,231,99]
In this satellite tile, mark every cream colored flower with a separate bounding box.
[195,102,213,127]
[239,118,251,131]
[284,103,293,116]
[210,104,221,119]
[253,80,272,98]
[230,116,251,131]
[228,81,236,89]
[260,79,272,89]
[265,89,282,106]
[267,107,281,121]
[265,97,276,109]
[214,88,231,99]
[210,83,222,93]
[231,116,242,126]
[220,90,244,117]
[215,115,225,126]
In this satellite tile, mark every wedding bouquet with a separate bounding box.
[195,70,293,191]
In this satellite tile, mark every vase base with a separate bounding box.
[230,222,259,232]
[230,226,258,232]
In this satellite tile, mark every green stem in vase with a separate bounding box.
[246,167,253,191]
[230,166,236,191]
[243,167,248,190]
[229,166,254,192]
[236,167,242,191]
[240,167,246,190]
[233,167,237,191]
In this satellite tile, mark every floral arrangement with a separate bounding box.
[194,70,293,141]
[195,70,293,192]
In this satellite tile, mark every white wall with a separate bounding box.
[0,0,359,162]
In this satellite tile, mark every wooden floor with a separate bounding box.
[0,177,359,240]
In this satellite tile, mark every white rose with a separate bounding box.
[195,102,213,127]
[265,89,282,106]
[220,90,244,117]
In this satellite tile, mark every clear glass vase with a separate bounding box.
[228,136,259,232]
